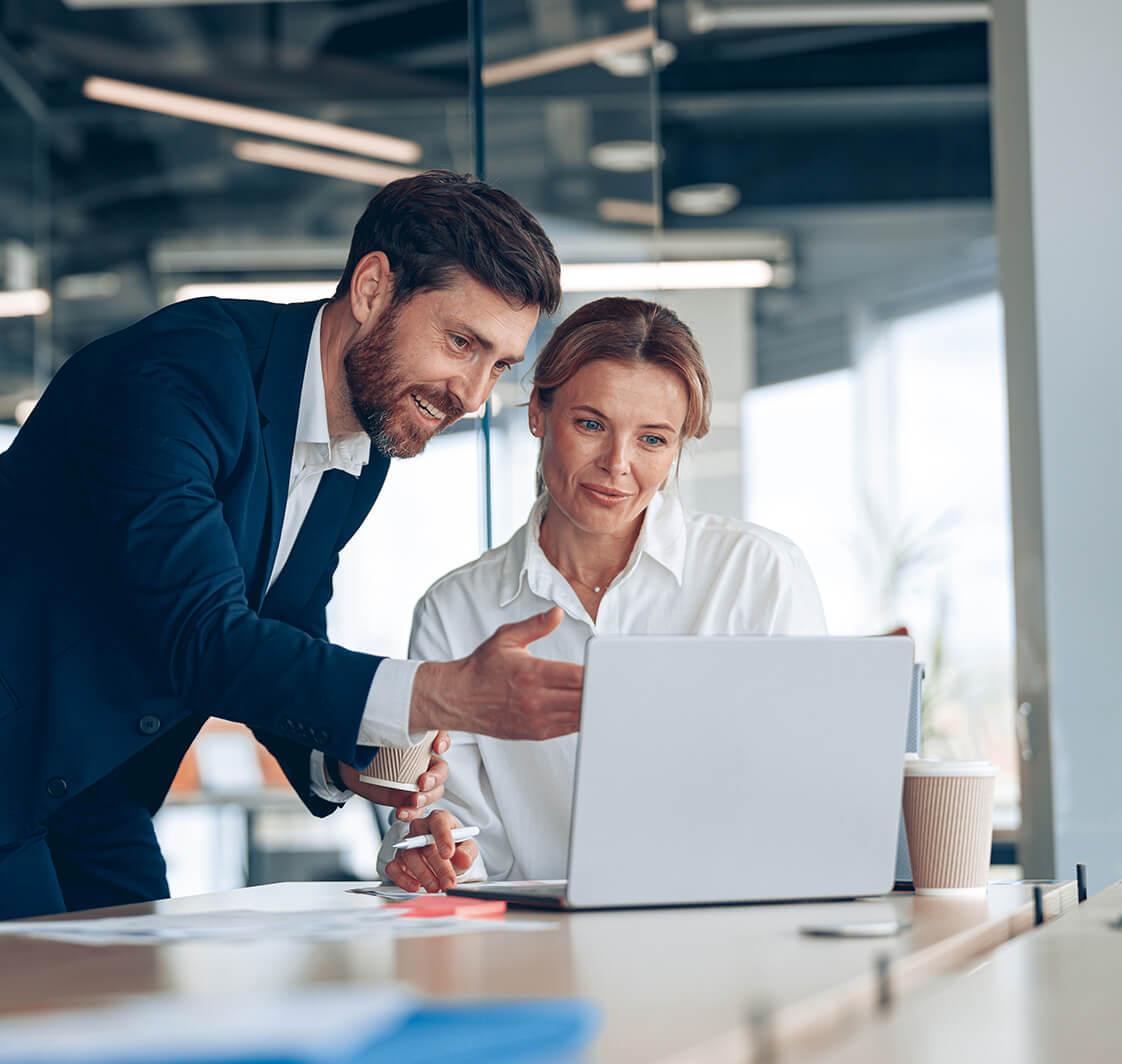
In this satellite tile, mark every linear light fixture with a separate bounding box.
[83,76,422,163]
[689,2,991,32]
[624,0,657,10]
[0,289,51,317]
[561,260,774,292]
[233,140,419,186]
[173,281,337,304]
[482,25,656,86]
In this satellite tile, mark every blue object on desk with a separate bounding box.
[359,1000,602,1063]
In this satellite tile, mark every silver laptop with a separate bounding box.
[449,635,914,910]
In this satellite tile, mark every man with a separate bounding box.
[0,170,583,920]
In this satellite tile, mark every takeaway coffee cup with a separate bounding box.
[359,731,439,791]
[902,758,997,896]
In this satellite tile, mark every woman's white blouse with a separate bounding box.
[377,490,828,882]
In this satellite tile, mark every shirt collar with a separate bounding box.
[295,305,370,477]
[497,487,689,608]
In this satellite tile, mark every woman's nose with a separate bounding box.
[598,437,631,476]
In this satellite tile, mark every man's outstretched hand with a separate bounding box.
[410,606,583,740]
[336,732,450,823]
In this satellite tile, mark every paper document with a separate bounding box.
[0,905,551,946]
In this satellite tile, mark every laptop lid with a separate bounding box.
[563,635,914,909]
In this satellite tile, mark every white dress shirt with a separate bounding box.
[377,488,828,880]
[269,306,422,804]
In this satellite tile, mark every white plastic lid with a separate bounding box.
[903,757,997,778]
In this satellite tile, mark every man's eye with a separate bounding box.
[493,361,511,375]
[451,334,469,350]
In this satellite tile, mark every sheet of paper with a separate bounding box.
[0,906,552,946]
[0,985,413,1063]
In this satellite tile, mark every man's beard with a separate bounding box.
[342,304,465,459]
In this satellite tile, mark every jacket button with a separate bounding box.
[46,777,69,799]
[138,715,162,735]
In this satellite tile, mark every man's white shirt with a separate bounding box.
[267,305,422,804]
[376,488,828,881]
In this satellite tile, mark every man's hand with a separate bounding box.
[385,810,479,893]
[335,732,450,823]
[409,607,583,740]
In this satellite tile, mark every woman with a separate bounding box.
[380,297,827,892]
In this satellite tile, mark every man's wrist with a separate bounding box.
[410,660,460,734]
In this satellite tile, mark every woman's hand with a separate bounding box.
[385,809,480,893]
[337,733,451,822]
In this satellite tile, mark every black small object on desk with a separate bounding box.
[1033,884,1044,926]
[1076,863,1088,903]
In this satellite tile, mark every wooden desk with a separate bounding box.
[0,881,1077,1062]
[793,881,1122,1063]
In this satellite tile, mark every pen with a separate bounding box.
[393,825,480,851]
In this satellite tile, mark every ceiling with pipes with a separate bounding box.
[0,0,994,421]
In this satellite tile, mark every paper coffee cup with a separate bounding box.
[902,758,997,897]
[359,731,438,791]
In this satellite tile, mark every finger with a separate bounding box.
[433,731,452,755]
[427,811,458,860]
[402,848,444,894]
[406,846,456,893]
[396,791,431,821]
[420,756,449,791]
[494,606,564,649]
[387,858,421,893]
[451,841,479,871]
[529,660,584,690]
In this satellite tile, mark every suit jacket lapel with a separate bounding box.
[253,300,324,607]
[261,468,359,620]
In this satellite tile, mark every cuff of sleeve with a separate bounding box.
[358,658,425,750]
[309,749,352,804]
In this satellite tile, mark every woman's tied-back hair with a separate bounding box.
[532,296,712,440]
[334,170,561,315]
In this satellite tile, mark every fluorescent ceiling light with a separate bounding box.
[561,260,774,291]
[173,281,337,304]
[589,140,664,173]
[598,199,662,226]
[624,0,657,9]
[689,2,990,32]
[233,140,419,186]
[668,183,742,217]
[0,289,51,317]
[83,76,422,164]
[482,25,656,86]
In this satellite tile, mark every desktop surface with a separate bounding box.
[0,880,1075,1062]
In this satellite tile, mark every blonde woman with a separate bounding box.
[380,297,827,891]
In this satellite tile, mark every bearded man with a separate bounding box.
[0,171,583,919]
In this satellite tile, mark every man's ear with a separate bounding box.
[349,251,393,326]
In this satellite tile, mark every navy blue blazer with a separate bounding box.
[0,298,390,842]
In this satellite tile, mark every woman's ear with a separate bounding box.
[528,388,544,437]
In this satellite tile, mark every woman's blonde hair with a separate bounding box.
[532,296,712,440]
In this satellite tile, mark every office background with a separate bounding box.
[1,0,1118,893]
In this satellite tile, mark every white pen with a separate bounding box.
[392,825,480,851]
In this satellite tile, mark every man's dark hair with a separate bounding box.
[333,170,561,315]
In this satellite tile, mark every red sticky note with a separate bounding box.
[390,895,507,919]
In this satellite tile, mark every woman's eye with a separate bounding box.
[640,434,667,446]
[577,418,603,431]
